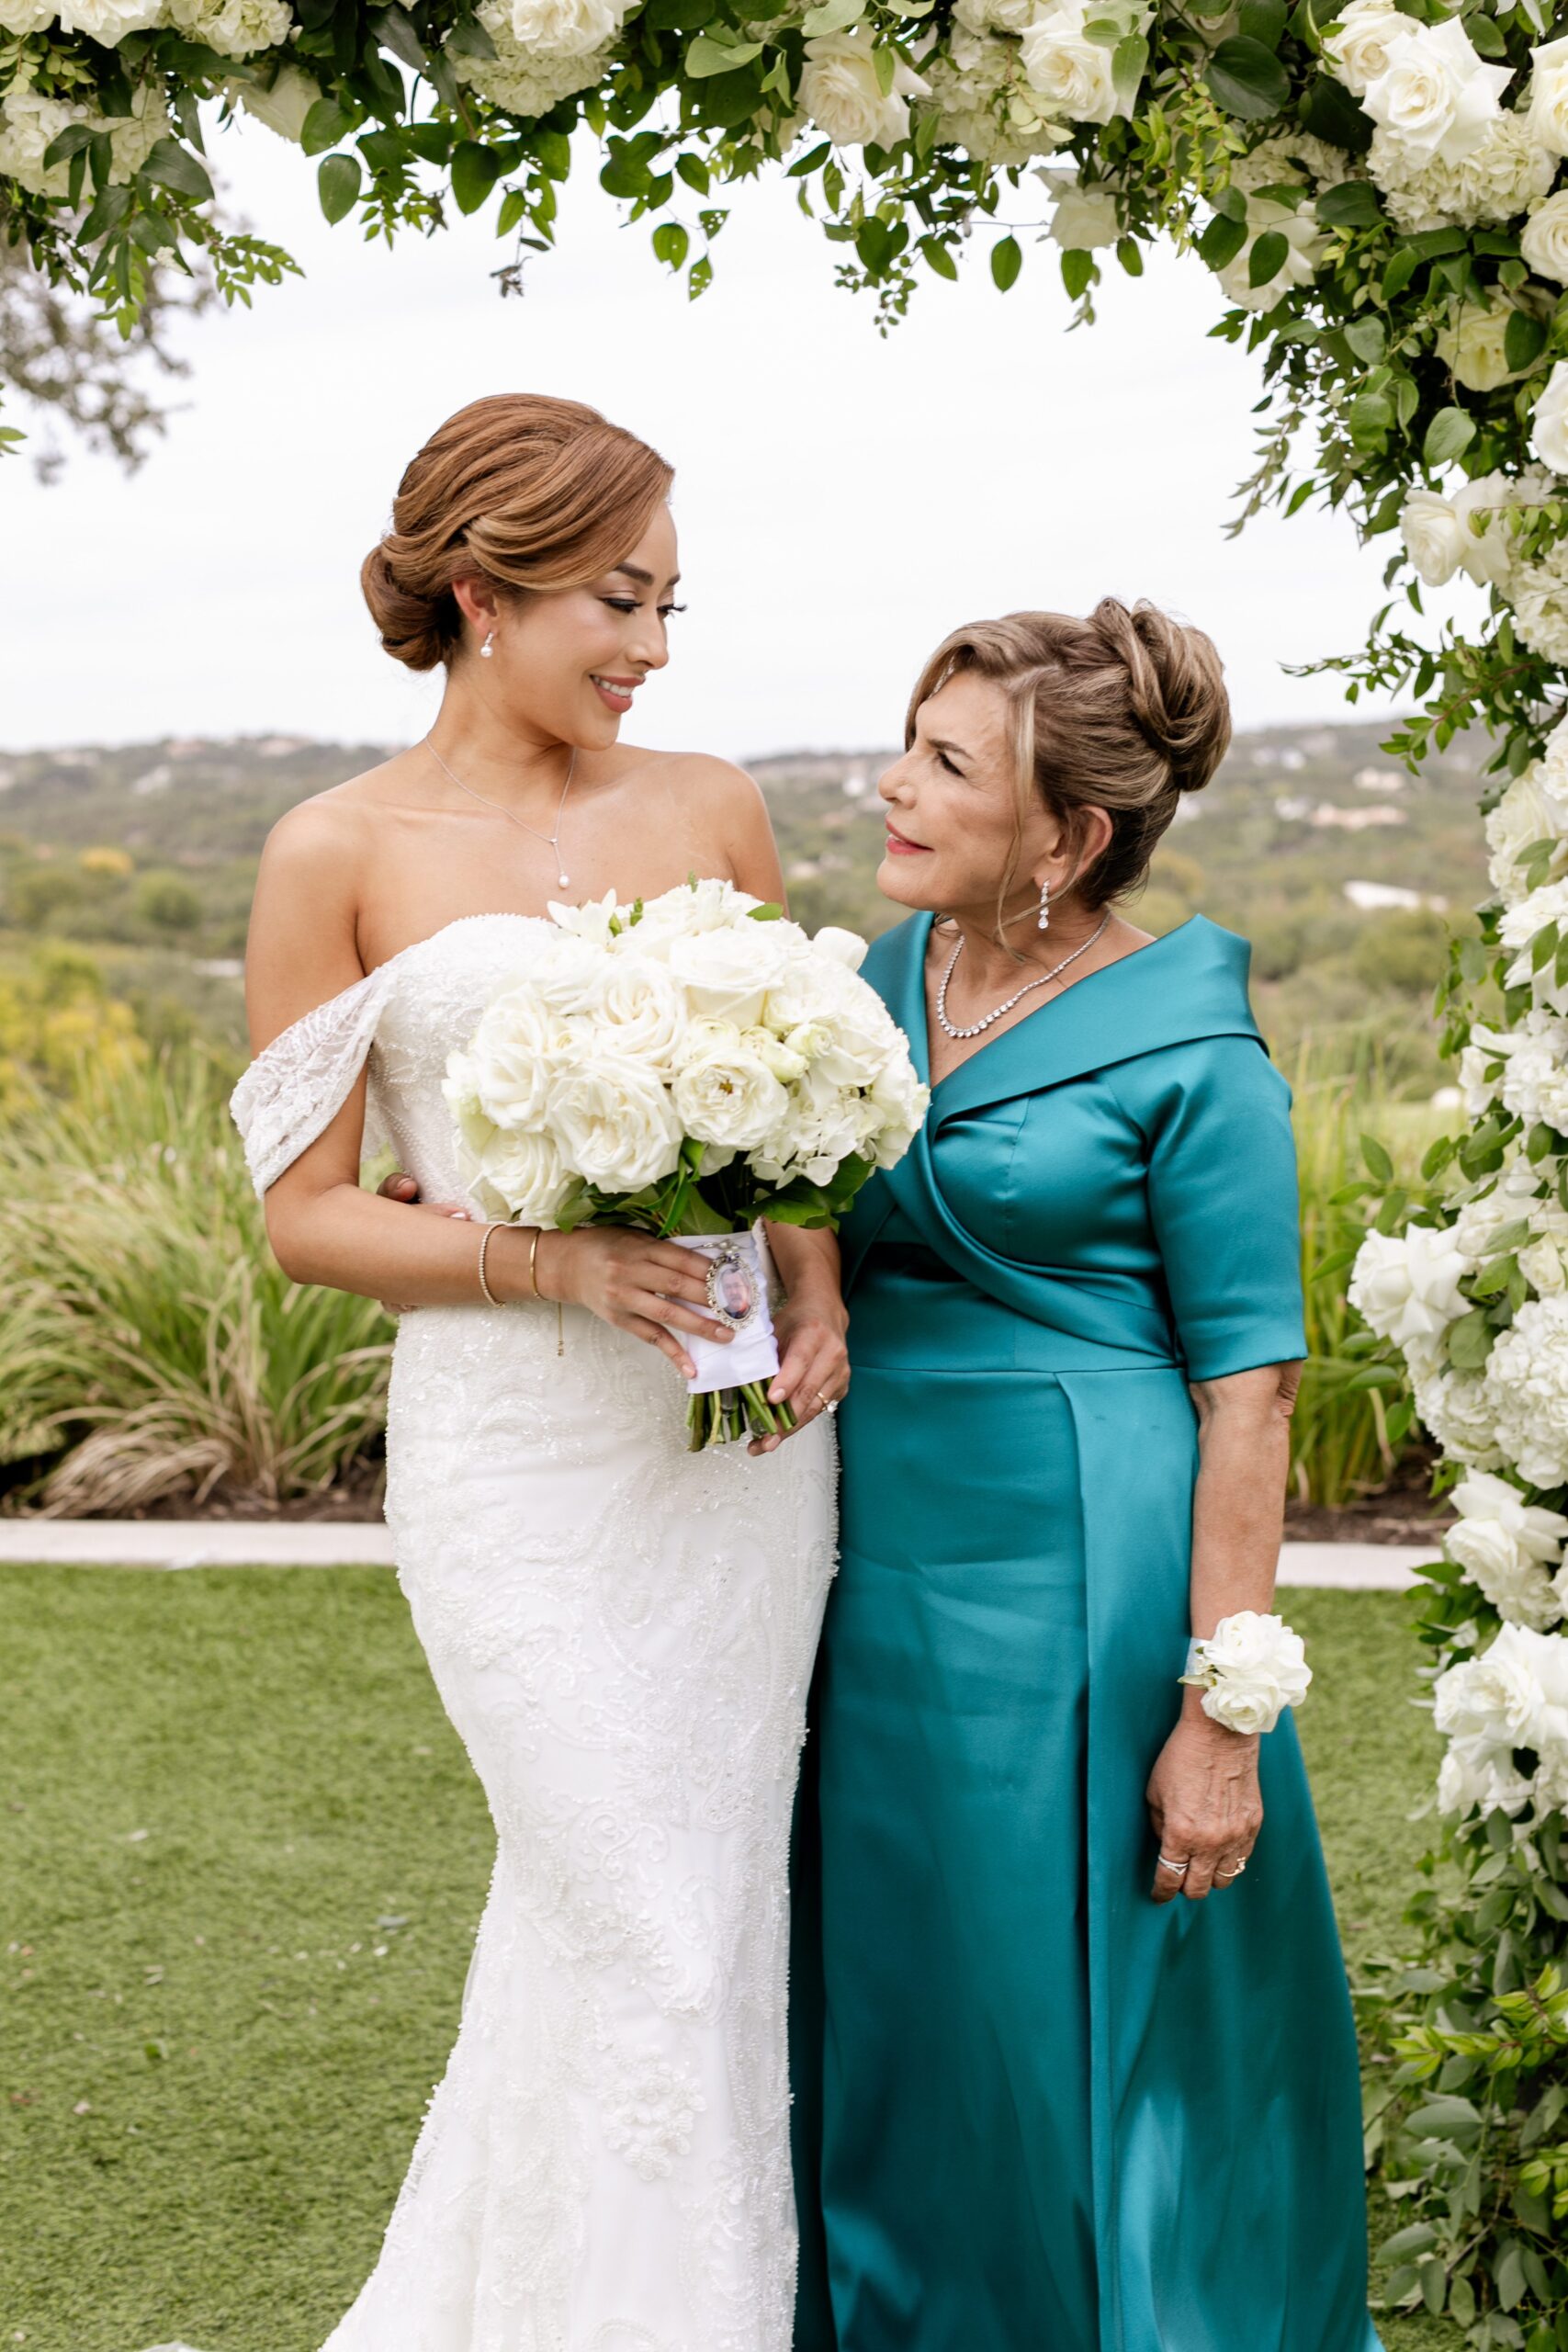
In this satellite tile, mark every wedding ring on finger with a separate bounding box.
[1156,1854,1190,1876]
[1219,1856,1249,1881]
[814,1390,840,1415]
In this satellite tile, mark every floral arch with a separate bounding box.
[7,0,1568,2330]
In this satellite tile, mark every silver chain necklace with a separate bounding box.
[425,737,578,888]
[935,912,1111,1040]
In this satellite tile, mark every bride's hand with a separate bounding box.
[538,1227,737,1379]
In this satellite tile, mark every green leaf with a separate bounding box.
[686,32,763,74]
[1235,0,1287,43]
[676,150,711,193]
[78,181,133,243]
[368,3,425,71]
[1300,69,1373,152]
[991,233,1022,291]
[139,136,214,203]
[41,123,98,171]
[1344,316,1385,364]
[1205,35,1292,119]
[919,232,958,280]
[1424,406,1475,468]
[801,0,863,29]
[1111,32,1148,103]
[1247,229,1289,289]
[1359,1132,1394,1182]
[1348,390,1392,445]
[451,140,502,214]
[1061,246,1095,300]
[651,220,689,269]
[1316,178,1384,232]
[316,152,362,224]
[301,97,356,156]
[1506,307,1549,374]
[1447,1307,1496,1370]
[1116,234,1142,277]
[1382,244,1420,301]
[1199,211,1248,270]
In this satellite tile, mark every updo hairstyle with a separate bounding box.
[907,597,1232,911]
[361,394,674,673]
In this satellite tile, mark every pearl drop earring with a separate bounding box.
[479,630,495,659]
[1037,877,1051,933]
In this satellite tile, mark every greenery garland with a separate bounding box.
[11,0,1568,2336]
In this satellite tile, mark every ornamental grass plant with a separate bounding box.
[0,1051,392,1514]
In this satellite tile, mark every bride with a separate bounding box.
[230,392,846,2352]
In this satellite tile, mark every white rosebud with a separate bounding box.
[1526,31,1568,160]
[1400,488,1465,586]
[1531,358,1568,475]
[810,925,871,971]
[1359,17,1512,170]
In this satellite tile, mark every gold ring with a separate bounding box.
[1220,1858,1248,1880]
[814,1391,839,1415]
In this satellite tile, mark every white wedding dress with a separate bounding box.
[231,913,837,2352]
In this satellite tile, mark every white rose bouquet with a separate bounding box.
[444,878,928,1448]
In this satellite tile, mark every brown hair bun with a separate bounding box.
[360,393,674,673]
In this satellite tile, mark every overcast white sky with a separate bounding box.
[1,119,1486,760]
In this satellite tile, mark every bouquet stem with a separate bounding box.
[686,1384,800,1451]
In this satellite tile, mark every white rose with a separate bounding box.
[52,0,164,40]
[626,877,763,953]
[1348,1223,1470,1348]
[1446,1473,1566,1629]
[1545,708,1568,796]
[588,957,687,1077]
[1041,166,1121,249]
[546,1052,683,1193]
[1217,199,1325,311]
[459,985,578,1131]
[502,0,620,56]
[1522,189,1568,287]
[1192,1611,1313,1734]
[1400,488,1465,586]
[810,924,871,972]
[1532,358,1568,475]
[468,1126,574,1228]
[0,0,54,29]
[800,26,926,150]
[231,64,320,140]
[1526,31,1568,159]
[671,1021,790,1153]
[868,1054,930,1166]
[666,922,795,1027]
[1437,297,1532,394]
[1483,1294,1568,1487]
[1458,1027,1510,1118]
[1324,0,1406,97]
[1019,0,1130,125]
[1360,18,1511,170]
[1485,764,1568,902]
[526,931,616,1017]
[168,0,291,53]
[1437,1737,1533,1817]
[1521,1236,1568,1296]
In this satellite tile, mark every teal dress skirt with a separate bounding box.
[790,915,1382,2352]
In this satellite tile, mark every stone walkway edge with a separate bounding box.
[0,1521,1440,1589]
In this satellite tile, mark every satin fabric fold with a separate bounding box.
[791,915,1382,2352]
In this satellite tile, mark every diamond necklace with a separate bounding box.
[935,911,1111,1041]
[425,737,578,888]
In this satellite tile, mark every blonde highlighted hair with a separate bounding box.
[361,393,674,672]
[907,597,1232,914]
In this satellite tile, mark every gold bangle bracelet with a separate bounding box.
[528,1228,543,1301]
[477,1221,505,1308]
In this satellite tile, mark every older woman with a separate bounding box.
[789,601,1382,2351]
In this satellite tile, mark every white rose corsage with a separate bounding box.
[1179,1611,1312,1736]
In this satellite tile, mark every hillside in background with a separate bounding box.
[0,718,1494,1093]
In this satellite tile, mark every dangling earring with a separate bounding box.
[479,630,495,660]
[1037,877,1051,933]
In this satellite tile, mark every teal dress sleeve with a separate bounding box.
[1112,1034,1307,1382]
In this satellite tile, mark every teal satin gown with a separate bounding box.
[791,914,1382,2352]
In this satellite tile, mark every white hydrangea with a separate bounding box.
[1371,115,1556,233]
[1411,1360,1506,1469]
[1445,1469,1568,1630]
[1349,1223,1471,1348]
[1217,197,1326,311]
[1486,763,1568,904]
[953,0,1035,31]
[1483,1293,1568,1487]
[165,0,291,54]
[925,28,1067,164]
[1509,539,1568,668]
[51,0,164,41]
[0,70,168,198]
[1228,130,1349,196]
[450,0,618,114]
[1494,1010,1568,1131]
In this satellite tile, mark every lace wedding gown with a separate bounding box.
[231,913,837,2352]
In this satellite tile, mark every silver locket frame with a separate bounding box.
[705,1246,760,1333]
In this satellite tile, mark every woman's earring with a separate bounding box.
[1037,877,1051,933]
[479,630,495,659]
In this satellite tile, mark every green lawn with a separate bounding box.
[0,1567,1453,2352]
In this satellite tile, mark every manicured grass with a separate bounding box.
[1,1568,1451,2351]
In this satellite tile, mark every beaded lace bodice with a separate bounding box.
[228,911,837,2352]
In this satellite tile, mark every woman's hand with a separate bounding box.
[1145,1698,1262,1904]
[536,1227,736,1378]
[375,1171,475,1313]
[748,1283,851,1456]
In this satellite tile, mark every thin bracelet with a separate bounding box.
[528,1228,543,1299]
[477,1221,506,1307]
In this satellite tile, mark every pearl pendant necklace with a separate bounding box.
[935,912,1111,1041]
[425,738,578,888]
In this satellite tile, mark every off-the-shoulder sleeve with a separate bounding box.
[1119,1034,1307,1382]
[230,970,389,1198]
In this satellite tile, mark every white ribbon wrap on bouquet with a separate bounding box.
[670,1227,782,1396]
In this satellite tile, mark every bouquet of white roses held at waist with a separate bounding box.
[443,877,929,1448]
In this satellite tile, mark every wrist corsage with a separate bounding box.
[1179,1610,1312,1736]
